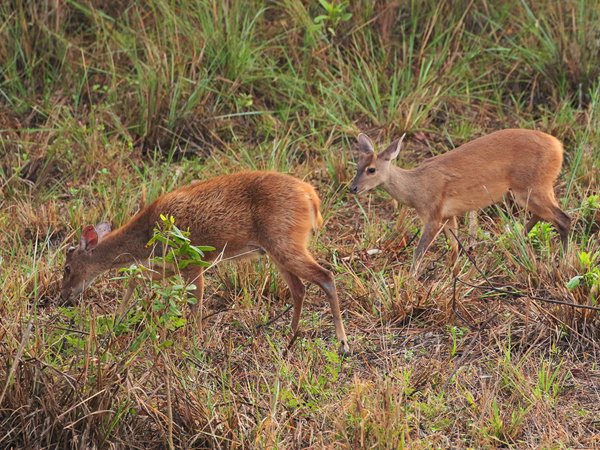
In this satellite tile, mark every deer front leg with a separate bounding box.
[114,269,170,322]
[114,277,139,322]
[180,266,205,327]
[412,219,442,273]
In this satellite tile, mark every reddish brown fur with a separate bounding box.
[61,171,349,353]
[350,129,571,267]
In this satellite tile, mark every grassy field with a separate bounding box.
[1,0,600,448]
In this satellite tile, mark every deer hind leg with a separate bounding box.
[514,190,571,252]
[510,191,541,235]
[525,214,541,234]
[546,205,571,252]
[267,245,350,355]
[278,270,306,348]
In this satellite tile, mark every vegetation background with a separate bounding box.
[1,0,600,448]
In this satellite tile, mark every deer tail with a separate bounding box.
[305,189,323,230]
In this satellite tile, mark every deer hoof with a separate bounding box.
[338,341,351,356]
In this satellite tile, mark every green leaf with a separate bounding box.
[153,301,165,311]
[567,276,582,290]
[195,245,216,252]
[191,260,212,267]
[172,317,187,328]
[131,329,149,352]
[314,15,328,24]
[579,252,591,267]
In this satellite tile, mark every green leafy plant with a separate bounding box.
[121,215,214,351]
[527,222,556,250]
[314,0,352,36]
[147,214,214,270]
[581,194,600,215]
[566,251,600,299]
[534,359,570,403]
[486,398,528,443]
[447,325,469,357]
[581,194,600,233]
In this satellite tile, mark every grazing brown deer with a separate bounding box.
[61,171,350,354]
[349,129,571,268]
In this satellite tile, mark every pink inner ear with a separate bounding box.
[95,221,112,241]
[81,225,99,250]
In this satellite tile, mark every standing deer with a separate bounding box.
[349,129,571,268]
[61,171,350,354]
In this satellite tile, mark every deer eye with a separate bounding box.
[367,168,376,174]
[65,266,71,274]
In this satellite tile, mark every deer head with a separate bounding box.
[61,221,112,301]
[349,133,406,194]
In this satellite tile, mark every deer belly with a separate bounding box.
[442,184,509,217]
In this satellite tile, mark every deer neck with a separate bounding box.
[89,214,155,275]
[380,165,419,209]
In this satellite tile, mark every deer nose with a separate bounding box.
[60,290,70,304]
[349,185,358,194]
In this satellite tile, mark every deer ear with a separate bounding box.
[95,221,112,241]
[379,133,406,161]
[357,133,375,155]
[80,225,99,251]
